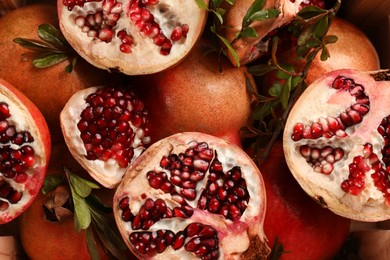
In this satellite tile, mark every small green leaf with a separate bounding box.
[68,171,100,198]
[41,174,65,194]
[296,45,311,58]
[323,34,338,44]
[73,193,91,231]
[313,16,328,38]
[65,56,78,73]
[13,38,53,52]
[276,64,295,79]
[320,45,330,61]
[291,76,302,89]
[298,5,326,20]
[236,27,257,39]
[305,38,322,48]
[211,9,224,24]
[38,24,68,49]
[248,8,280,22]
[224,0,234,5]
[86,227,101,260]
[195,0,209,10]
[247,64,277,76]
[32,53,69,68]
[242,0,266,27]
[280,77,292,109]
[268,82,282,97]
[216,34,240,67]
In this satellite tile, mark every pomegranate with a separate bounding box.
[255,141,350,259]
[283,69,390,221]
[132,41,255,146]
[220,0,325,66]
[0,0,24,16]
[267,17,380,86]
[0,4,124,144]
[19,143,129,260]
[0,78,51,224]
[60,85,151,188]
[113,132,270,259]
[57,0,209,75]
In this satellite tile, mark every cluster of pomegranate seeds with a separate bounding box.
[117,29,134,53]
[63,0,101,11]
[291,0,326,9]
[74,0,122,43]
[299,145,344,175]
[0,102,36,210]
[292,76,370,141]
[118,141,251,258]
[77,87,150,168]
[128,223,219,258]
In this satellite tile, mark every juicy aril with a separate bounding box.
[133,41,255,146]
[60,85,151,188]
[113,132,270,259]
[256,141,350,259]
[0,78,51,224]
[283,69,390,221]
[57,0,209,75]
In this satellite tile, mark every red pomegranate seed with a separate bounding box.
[172,231,185,250]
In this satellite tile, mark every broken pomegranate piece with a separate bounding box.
[284,69,390,221]
[114,132,270,259]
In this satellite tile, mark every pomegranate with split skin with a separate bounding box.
[0,78,51,224]
[220,0,325,66]
[60,85,151,188]
[113,132,270,259]
[57,0,209,75]
[133,41,255,146]
[254,141,351,259]
[283,69,390,221]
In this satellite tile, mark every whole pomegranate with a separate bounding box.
[283,69,390,221]
[256,141,351,260]
[0,4,123,144]
[113,132,270,259]
[18,143,113,260]
[60,85,151,188]
[0,78,51,224]
[57,0,209,75]
[133,41,255,146]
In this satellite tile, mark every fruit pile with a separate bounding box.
[0,0,387,259]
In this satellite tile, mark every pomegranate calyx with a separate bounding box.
[241,235,271,260]
[43,185,73,224]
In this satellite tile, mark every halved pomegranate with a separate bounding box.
[283,69,390,221]
[60,85,151,188]
[113,132,270,259]
[0,78,51,224]
[57,0,209,75]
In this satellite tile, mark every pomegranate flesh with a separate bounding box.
[0,78,51,224]
[113,132,270,259]
[57,0,209,75]
[283,69,390,221]
[60,85,151,188]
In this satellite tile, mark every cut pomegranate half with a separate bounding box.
[113,132,270,259]
[0,78,51,224]
[57,0,209,75]
[283,69,390,221]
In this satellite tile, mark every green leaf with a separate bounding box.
[86,227,101,260]
[65,56,78,73]
[236,27,258,38]
[268,82,282,97]
[68,171,100,198]
[38,24,68,49]
[298,5,326,20]
[242,0,265,27]
[305,38,322,48]
[224,0,234,5]
[248,8,280,22]
[211,9,224,24]
[216,34,240,67]
[276,64,295,79]
[291,76,302,89]
[73,193,91,231]
[195,0,209,10]
[13,38,53,52]
[32,53,69,68]
[247,64,277,76]
[280,77,292,109]
[41,174,65,194]
[212,0,222,7]
[320,45,329,61]
[323,34,338,44]
[86,194,112,214]
[313,16,328,39]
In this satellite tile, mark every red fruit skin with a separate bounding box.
[255,141,351,260]
[0,78,51,224]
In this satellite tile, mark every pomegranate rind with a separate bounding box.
[113,132,269,259]
[0,78,51,224]
[283,69,390,222]
[57,0,209,75]
[221,0,303,66]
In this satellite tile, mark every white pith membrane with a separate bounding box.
[283,69,390,222]
[0,83,46,224]
[58,0,208,75]
[114,132,268,259]
[60,86,151,189]
[222,0,305,66]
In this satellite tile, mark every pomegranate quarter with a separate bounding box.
[60,86,151,188]
[113,132,270,259]
[0,78,51,224]
[57,0,209,75]
[283,69,390,222]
